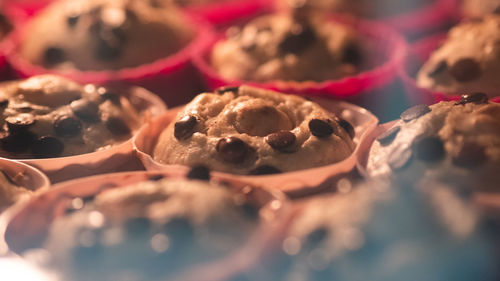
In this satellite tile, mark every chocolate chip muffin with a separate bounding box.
[34,173,270,281]
[462,0,500,18]
[153,86,356,175]
[0,75,141,159]
[417,16,500,97]
[367,93,500,191]
[0,170,32,212]
[210,10,366,83]
[19,0,195,71]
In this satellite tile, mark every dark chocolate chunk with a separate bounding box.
[186,165,210,181]
[400,104,431,122]
[449,58,482,82]
[0,99,9,108]
[174,115,197,140]
[427,60,448,77]
[95,37,123,61]
[5,113,36,131]
[250,165,282,175]
[452,143,487,168]
[105,117,131,136]
[305,227,329,249]
[388,146,413,171]
[1,131,36,153]
[216,86,240,95]
[376,125,400,146]
[31,136,64,158]
[216,137,249,164]
[70,99,100,122]
[240,202,260,219]
[338,118,355,139]
[149,174,165,181]
[97,87,121,105]
[43,47,66,65]
[455,92,489,105]
[309,119,334,138]
[341,43,363,65]
[67,14,80,27]
[54,115,82,137]
[278,24,316,54]
[265,130,296,151]
[125,217,151,237]
[415,137,445,162]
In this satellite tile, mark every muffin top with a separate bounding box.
[367,93,500,190]
[0,170,32,212]
[39,175,266,281]
[417,15,500,97]
[462,0,500,19]
[0,75,141,159]
[210,10,366,83]
[153,85,356,175]
[19,0,195,71]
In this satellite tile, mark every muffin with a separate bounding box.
[366,93,500,191]
[9,169,285,281]
[18,0,195,71]
[242,178,498,281]
[153,85,356,175]
[461,0,500,18]
[210,10,367,83]
[0,75,142,159]
[417,15,500,98]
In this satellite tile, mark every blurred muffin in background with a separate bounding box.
[19,0,195,71]
[153,86,356,175]
[417,15,500,97]
[210,7,368,83]
[0,75,142,159]
[0,170,32,212]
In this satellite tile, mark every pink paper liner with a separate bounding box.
[4,13,216,107]
[399,33,500,105]
[134,97,378,193]
[1,169,291,281]
[381,0,459,36]
[193,15,407,100]
[15,85,167,184]
[3,0,52,23]
[183,0,272,27]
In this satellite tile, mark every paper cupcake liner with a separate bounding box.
[4,14,215,107]
[399,33,500,105]
[382,0,459,37]
[193,15,407,101]
[12,85,167,183]
[134,97,378,194]
[1,169,290,281]
[183,0,272,27]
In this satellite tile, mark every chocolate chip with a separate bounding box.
[309,119,334,138]
[31,136,64,158]
[95,37,123,61]
[216,86,240,95]
[376,125,400,146]
[449,58,482,82]
[97,87,121,105]
[70,99,100,122]
[388,146,413,170]
[341,43,362,65]
[1,131,36,153]
[400,104,431,122]
[174,115,197,140]
[265,131,296,152]
[455,92,489,105]
[216,137,249,164]
[305,227,329,249]
[250,165,282,175]
[427,60,447,77]
[43,47,66,66]
[452,143,487,168]
[67,14,80,27]
[187,165,210,181]
[125,217,151,237]
[6,114,36,131]
[241,202,260,219]
[415,137,445,162]
[0,99,8,108]
[278,24,316,54]
[338,118,355,139]
[54,115,82,137]
[149,174,164,181]
[105,117,131,136]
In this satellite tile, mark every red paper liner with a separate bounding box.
[193,15,407,100]
[14,85,167,183]
[381,0,459,37]
[399,33,500,105]
[134,97,378,193]
[1,169,291,281]
[3,0,51,24]
[183,0,272,27]
[4,14,216,107]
